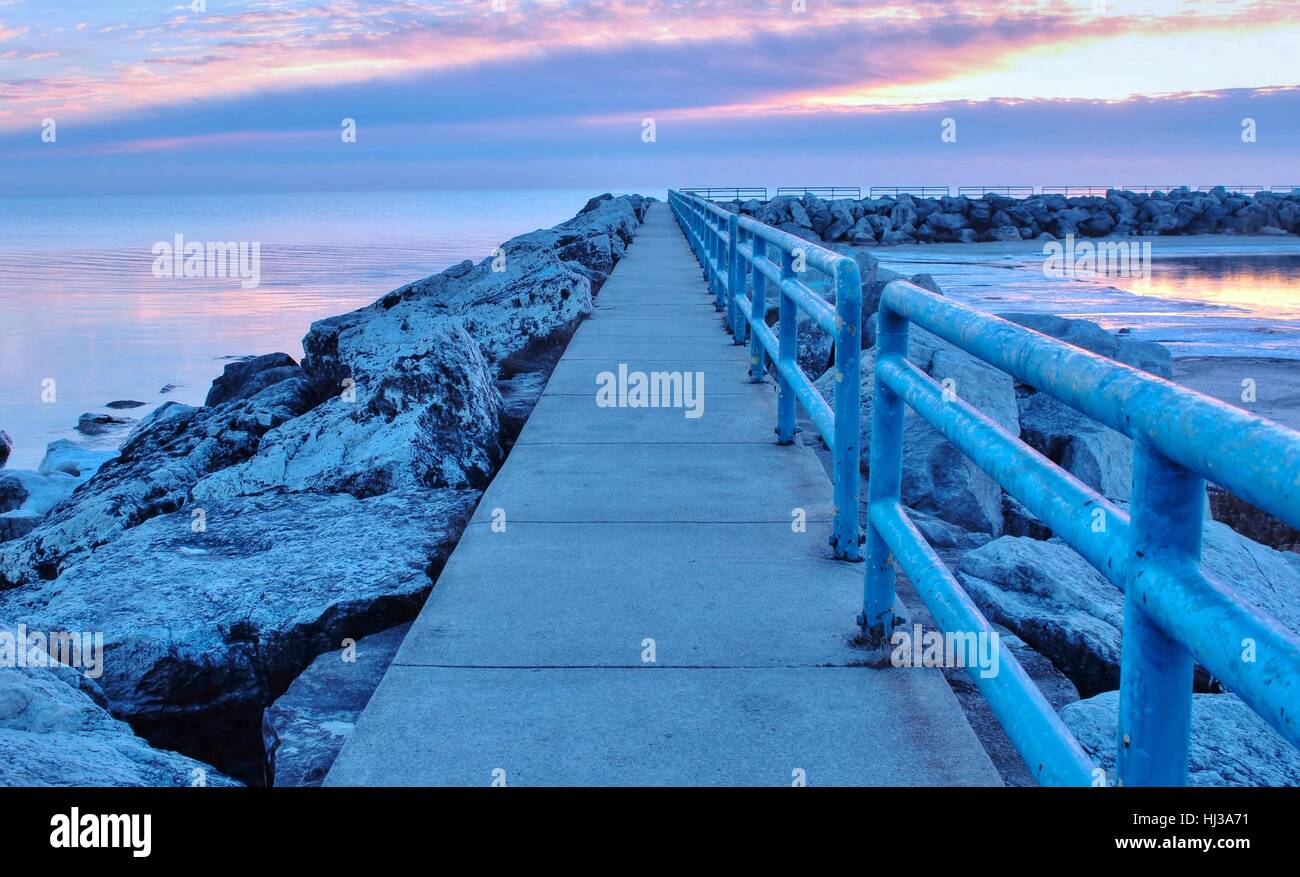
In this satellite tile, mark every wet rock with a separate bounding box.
[205,353,304,406]
[0,488,478,784]
[105,400,147,410]
[268,622,410,787]
[75,412,134,437]
[0,430,11,468]
[1062,690,1300,786]
[0,475,26,514]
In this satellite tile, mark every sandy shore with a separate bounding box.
[1174,356,1300,433]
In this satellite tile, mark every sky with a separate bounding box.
[0,0,1297,195]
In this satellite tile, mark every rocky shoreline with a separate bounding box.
[0,193,651,785]
[1,191,1296,787]
[725,187,1300,245]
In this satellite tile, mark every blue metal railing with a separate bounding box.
[776,187,862,199]
[863,278,1300,786]
[668,189,863,561]
[679,187,768,202]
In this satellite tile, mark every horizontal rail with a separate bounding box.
[776,187,862,199]
[868,186,950,198]
[669,189,862,561]
[865,277,1300,786]
[679,187,767,201]
[956,186,1035,197]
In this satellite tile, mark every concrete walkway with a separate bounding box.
[325,203,1000,786]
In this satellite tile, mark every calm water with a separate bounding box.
[2,193,1297,469]
[0,189,630,468]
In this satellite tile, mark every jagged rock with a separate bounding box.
[957,522,1300,697]
[0,623,238,787]
[205,353,303,406]
[1018,391,1132,501]
[0,376,315,587]
[1062,691,1300,786]
[194,316,502,499]
[0,488,478,783]
[0,430,10,468]
[268,622,410,787]
[999,312,1173,378]
[1207,485,1300,552]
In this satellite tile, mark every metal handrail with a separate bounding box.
[863,278,1300,786]
[1041,186,1113,197]
[776,187,862,199]
[869,186,950,198]
[957,186,1035,198]
[679,187,767,202]
[668,189,863,561]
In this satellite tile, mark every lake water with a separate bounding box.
[0,189,621,468]
[2,193,1297,469]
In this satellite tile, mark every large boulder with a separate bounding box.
[268,622,410,787]
[1018,390,1132,502]
[0,488,478,784]
[817,316,1019,535]
[206,353,302,406]
[998,313,1173,378]
[1062,691,1300,786]
[194,315,503,499]
[957,522,1300,697]
[0,623,238,787]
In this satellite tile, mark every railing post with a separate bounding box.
[749,235,767,382]
[728,215,745,345]
[710,221,723,311]
[831,257,862,561]
[775,250,798,444]
[860,300,908,638]
[1116,440,1198,786]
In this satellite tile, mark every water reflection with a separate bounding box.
[1126,255,1300,320]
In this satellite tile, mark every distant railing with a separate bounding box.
[679,187,767,202]
[1197,185,1266,194]
[863,279,1300,786]
[869,186,950,198]
[668,189,862,561]
[776,187,862,199]
[957,186,1035,198]
[1041,186,1112,197]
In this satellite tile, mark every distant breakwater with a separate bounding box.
[720,187,1300,246]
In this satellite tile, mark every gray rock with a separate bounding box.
[0,623,238,787]
[818,316,1019,535]
[0,475,26,514]
[0,376,316,586]
[268,622,411,787]
[957,522,1300,697]
[104,400,146,410]
[0,488,478,783]
[956,537,1122,696]
[1018,391,1133,501]
[1061,690,1300,786]
[75,412,134,437]
[998,312,1172,378]
[194,315,503,499]
[0,430,10,468]
[0,511,40,544]
[205,353,304,406]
